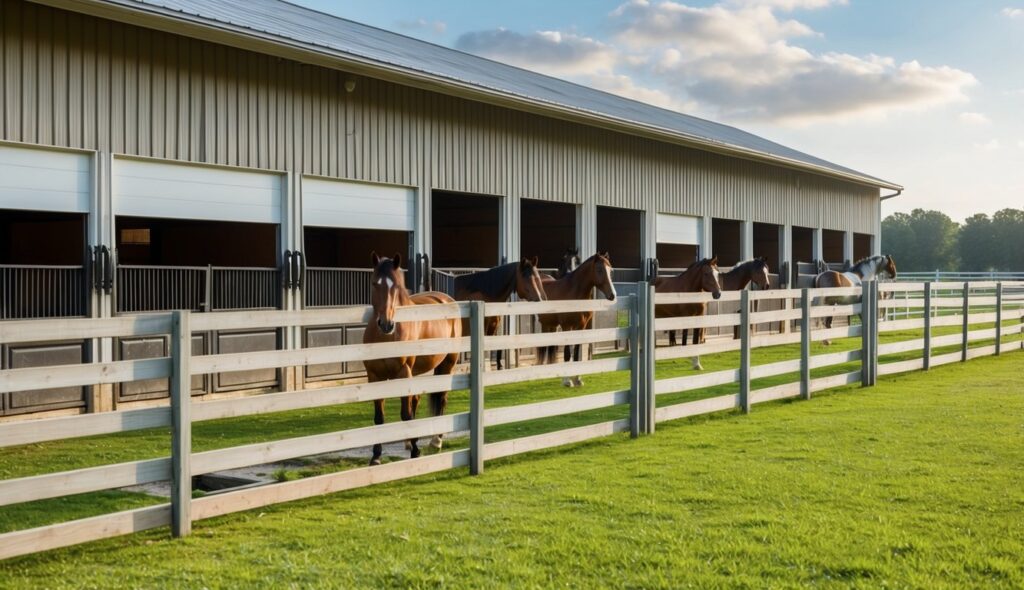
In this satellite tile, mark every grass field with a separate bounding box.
[1,336,1022,587]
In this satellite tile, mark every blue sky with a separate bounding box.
[294,1,1023,221]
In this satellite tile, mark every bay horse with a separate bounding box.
[673,257,771,346]
[536,253,617,387]
[363,252,462,465]
[814,254,897,344]
[655,257,723,370]
[454,258,547,369]
[554,248,581,279]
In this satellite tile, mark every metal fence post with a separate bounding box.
[739,289,751,414]
[861,280,872,386]
[961,282,969,362]
[629,285,642,438]
[469,301,485,475]
[995,283,1002,356]
[871,281,879,385]
[170,310,192,538]
[923,282,932,370]
[800,288,811,400]
[644,282,657,434]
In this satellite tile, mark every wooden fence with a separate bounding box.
[1,281,1022,560]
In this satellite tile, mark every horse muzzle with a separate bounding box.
[377,319,396,335]
[712,291,722,300]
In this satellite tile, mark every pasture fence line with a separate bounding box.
[1,281,1023,560]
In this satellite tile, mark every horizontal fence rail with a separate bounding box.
[1,281,1023,560]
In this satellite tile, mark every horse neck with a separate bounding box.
[564,260,599,298]
[722,265,750,290]
[854,259,879,281]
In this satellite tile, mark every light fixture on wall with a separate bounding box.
[344,79,357,93]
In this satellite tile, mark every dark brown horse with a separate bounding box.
[363,252,462,465]
[537,253,617,387]
[675,257,771,346]
[655,257,723,370]
[554,248,581,279]
[454,258,547,369]
[814,254,897,344]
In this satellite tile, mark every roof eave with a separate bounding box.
[31,0,904,192]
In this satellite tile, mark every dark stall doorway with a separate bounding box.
[792,226,814,262]
[854,233,873,262]
[656,243,699,269]
[116,217,277,268]
[822,229,845,264]
[303,226,412,307]
[597,206,643,281]
[1,210,90,416]
[431,191,500,269]
[711,218,741,267]
[753,222,781,274]
[521,199,577,270]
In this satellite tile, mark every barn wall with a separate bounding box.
[0,0,880,235]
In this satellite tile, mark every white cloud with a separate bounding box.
[455,29,617,76]
[1002,7,1024,18]
[959,112,992,126]
[396,18,447,35]
[452,0,977,125]
[974,139,1001,151]
[1018,139,1024,148]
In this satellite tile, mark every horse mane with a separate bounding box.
[725,258,768,274]
[454,262,519,296]
[849,255,884,275]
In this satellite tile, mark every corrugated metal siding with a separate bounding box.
[0,0,879,234]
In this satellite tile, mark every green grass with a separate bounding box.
[1,350,1022,588]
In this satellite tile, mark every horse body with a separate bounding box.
[453,259,547,369]
[655,257,723,370]
[364,253,461,465]
[536,253,617,387]
[675,257,771,345]
[814,255,897,344]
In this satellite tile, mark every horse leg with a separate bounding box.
[668,330,677,347]
[496,349,503,371]
[572,344,584,387]
[691,326,704,371]
[399,396,420,459]
[427,355,456,450]
[370,398,386,466]
[681,329,689,348]
[823,315,834,346]
[403,395,422,451]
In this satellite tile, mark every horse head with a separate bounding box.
[516,256,547,302]
[557,248,581,278]
[880,255,897,280]
[752,257,771,290]
[703,257,723,299]
[370,251,407,335]
[591,252,617,301]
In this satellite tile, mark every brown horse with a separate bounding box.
[454,258,547,369]
[363,252,462,465]
[675,257,771,346]
[655,257,723,370]
[814,254,897,344]
[536,252,617,387]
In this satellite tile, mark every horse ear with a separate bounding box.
[371,251,380,267]
[392,252,402,269]
[710,256,719,265]
[531,256,539,267]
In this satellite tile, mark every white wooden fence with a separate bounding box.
[1,281,1022,560]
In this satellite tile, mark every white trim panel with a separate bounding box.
[0,144,91,213]
[113,158,283,223]
[302,177,415,231]
[656,213,700,245]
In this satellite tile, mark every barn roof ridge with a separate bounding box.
[59,0,901,191]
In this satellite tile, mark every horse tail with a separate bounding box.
[429,391,447,417]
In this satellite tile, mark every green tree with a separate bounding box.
[881,209,959,271]
[881,212,919,268]
[956,214,996,271]
[990,208,1024,271]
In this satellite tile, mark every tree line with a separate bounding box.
[881,208,1024,272]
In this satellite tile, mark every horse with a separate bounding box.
[454,258,547,369]
[814,254,897,344]
[654,257,723,371]
[672,257,771,346]
[536,253,617,387]
[363,252,462,465]
[554,248,581,279]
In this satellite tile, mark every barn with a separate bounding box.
[0,0,900,418]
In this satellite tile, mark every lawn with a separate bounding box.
[1,342,1022,587]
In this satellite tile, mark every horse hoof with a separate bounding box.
[573,377,584,387]
[823,340,832,346]
[562,377,575,388]
[410,448,422,459]
[429,435,444,450]
[369,457,382,466]
[404,440,413,451]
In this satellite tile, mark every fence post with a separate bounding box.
[923,282,932,370]
[861,280,872,387]
[739,289,751,414]
[871,281,879,385]
[629,285,642,438]
[995,283,1002,356]
[170,310,192,538]
[643,282,657,434]
[961,282,969,362]
[800,288,811,400]
[469,301,485,475]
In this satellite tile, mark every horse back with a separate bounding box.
[814,271,853,289]
[410,291,456,306]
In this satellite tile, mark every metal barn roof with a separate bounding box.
[77,0,901,190]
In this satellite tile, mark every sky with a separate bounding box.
[293,0,1023,222]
